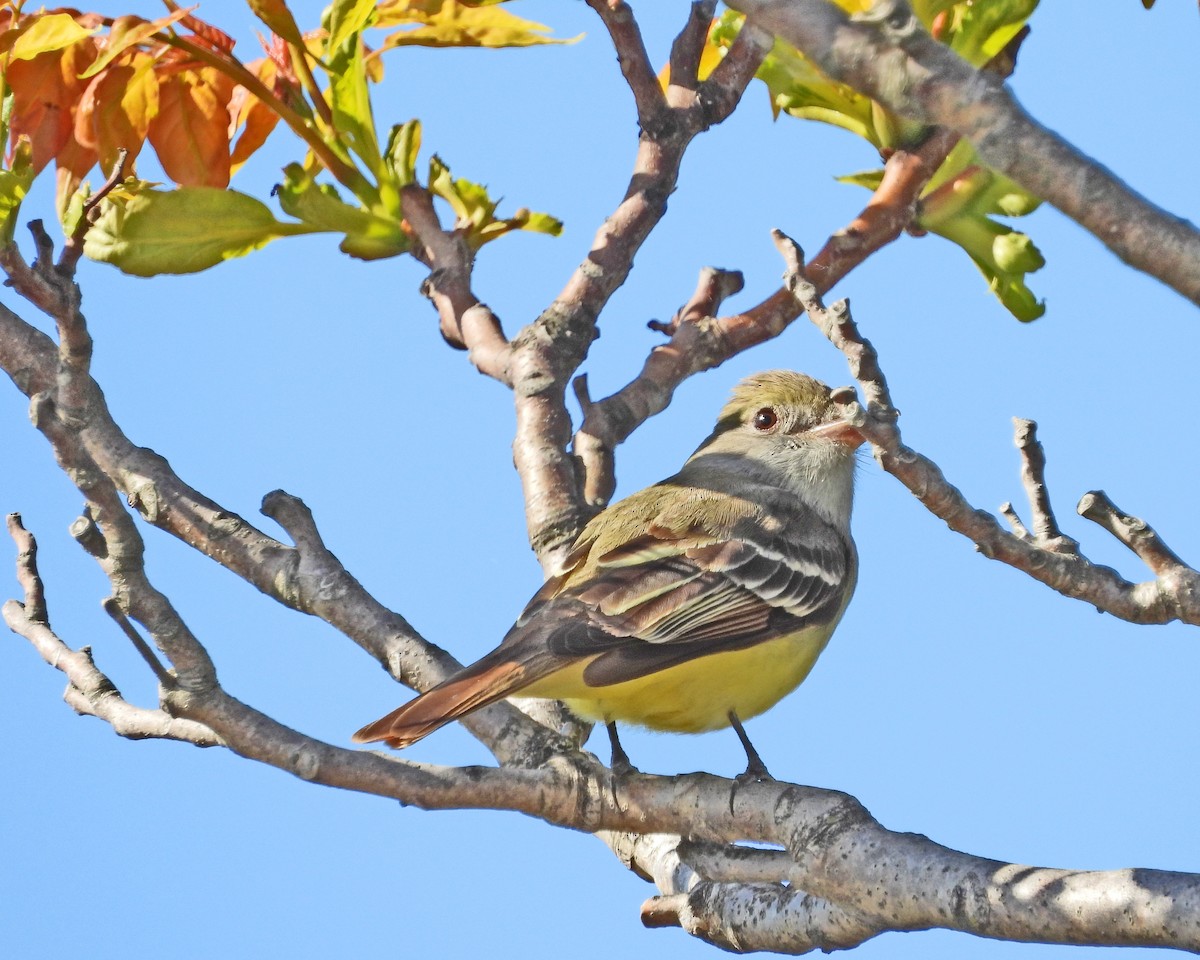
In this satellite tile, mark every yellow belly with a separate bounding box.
[519,625,834,733]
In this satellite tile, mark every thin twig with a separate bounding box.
[3,598,221,745]
[399,186,512,383]
[6,513,48,625]
[1077,490,1189,579]
[779,246,1200,626]
[667,1,718,100]
[1012,417,1078,554]
[59,147,129,268]
[584,0,666,124]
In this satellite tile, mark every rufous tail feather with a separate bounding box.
[351,660,526,748]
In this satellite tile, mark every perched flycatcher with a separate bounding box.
[354,371,862,777]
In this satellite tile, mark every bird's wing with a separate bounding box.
[532,491,854,687]
[351,488,853,746]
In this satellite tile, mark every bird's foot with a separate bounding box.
[606,722,640,777]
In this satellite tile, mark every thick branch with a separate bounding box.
[510,5,770,568]
[17,636,1199,955]
[727,0,1200,306]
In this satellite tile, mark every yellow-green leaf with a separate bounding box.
[946,0,1038,66]
[247,0,305,47]
[326,27,386,182]
[384,119,421,185]
[276,163,409,259]
[427,154,561,249]
[0,140,35,244]
[9,14,96,61]
[78,10,191,79]
[376,0,577,50]
[326,0,379,54]
[85,182,312,276]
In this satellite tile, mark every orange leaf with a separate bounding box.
[76,52,159,172]
[229,58,282,173]
[7,37,98,174]
[148,65,234,187]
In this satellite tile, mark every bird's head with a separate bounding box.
[686,370,864,525]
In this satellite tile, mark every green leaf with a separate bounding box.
[275,163,409,259]
[9,14,97,60]
[427,154,562,249]
[713,12,918,149]
[835,169,884,191]
[711,2,1039,147]
[60,182,90,239]
[384,119,421,186]
[85,182,312,276]
[948,0,1039,66]
[840,142,1045,320]
[326,25,385,183]
[0,140,35,244]
[326,0,379,54]
[919,170,1046,321]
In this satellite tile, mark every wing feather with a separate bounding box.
[540,490,855,687]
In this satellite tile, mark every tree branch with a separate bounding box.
[778,237,1200,626]
[0,233,570,768]
[12,578,1200,953]
[4,523,220,746]
[584,0,665,123]
[507,3,770,568]
[726,0,1200,306]
[399,185,513,383]
[571,124,959,506]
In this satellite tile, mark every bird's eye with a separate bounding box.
[752,407,778,431]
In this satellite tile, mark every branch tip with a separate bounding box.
[7,512,49,625]
[1011,416,1076,553]
[572,374,594,414]
[641,893,687,928]
[69,506,109,558]
[999,502,1032,541]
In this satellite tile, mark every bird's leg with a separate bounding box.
[606,721,639,776]
[729,711,774,783]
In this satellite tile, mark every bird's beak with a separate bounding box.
[808,418,865,448]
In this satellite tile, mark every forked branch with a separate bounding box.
[776,234,1200,626]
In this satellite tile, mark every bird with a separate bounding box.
[353,370,862,778]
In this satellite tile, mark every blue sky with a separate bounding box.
[2,2,1198,958]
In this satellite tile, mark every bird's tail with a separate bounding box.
[351,658,528,748]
